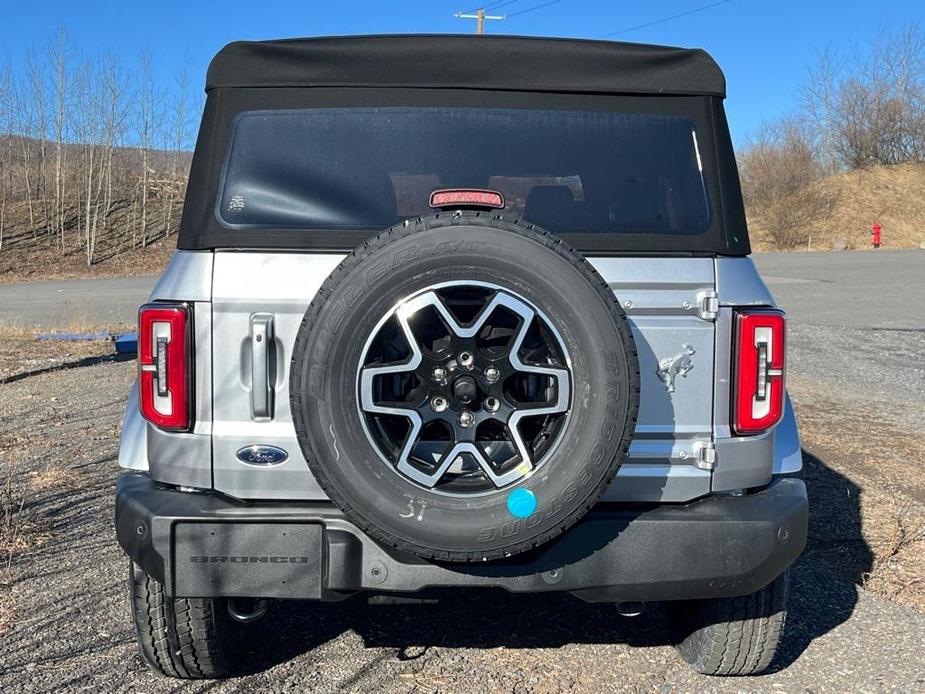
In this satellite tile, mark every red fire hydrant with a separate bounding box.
[872,223,881,248]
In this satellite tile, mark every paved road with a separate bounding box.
[1,249,920,330]
[753,249,925,427]
[753,249,925,330]
[0,276,155,329]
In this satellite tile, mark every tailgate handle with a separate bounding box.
[250,314,275,420]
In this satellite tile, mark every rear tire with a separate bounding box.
[673,569,790,676]
[129,562,254,679]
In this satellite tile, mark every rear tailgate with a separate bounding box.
[593,258,716,501]
[209,252,715,503]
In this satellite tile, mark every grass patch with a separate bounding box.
[0,321,134,340]
[28,466,82,493]
[861,481,925,611]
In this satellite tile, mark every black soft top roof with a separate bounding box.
[206,34,726,97]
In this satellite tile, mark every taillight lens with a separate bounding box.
[138,303,192,431]
[733,309,785,435]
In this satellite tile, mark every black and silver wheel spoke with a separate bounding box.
[358,283,571,494]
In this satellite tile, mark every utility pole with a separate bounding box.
[454,8,505,34]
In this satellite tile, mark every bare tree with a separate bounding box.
[99,54,127,253]
[74,55,100,265]
[739,118,823,208]
[49,26,74,250]
[738,118,831,249]
[800,24,925,169]
[22,49,49,238]
[136,50,158,248]
[798,47,843,171]
[0,27,197,268]
[0,62,9,252]
[163,64,189,239]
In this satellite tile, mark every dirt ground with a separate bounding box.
[0,234,174,285]
[790,374,925,612]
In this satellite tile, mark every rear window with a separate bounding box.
[217,107,711,235]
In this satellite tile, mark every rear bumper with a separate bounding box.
[116,473,807,603]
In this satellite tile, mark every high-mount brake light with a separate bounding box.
[138,303,191,431]
[429,189,505,210]
[732,309,786,436]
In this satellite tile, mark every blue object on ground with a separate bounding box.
[507,488,538,519]
[114,333,138,354]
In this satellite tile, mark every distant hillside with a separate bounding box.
[0,198,176,283]
[748,163,925,252]
[0,136,189,283]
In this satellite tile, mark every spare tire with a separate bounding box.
[290,212,639,562]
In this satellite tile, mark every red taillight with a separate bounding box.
[429,188,505,210]
[733,309,786,436]
[138,303,191,431]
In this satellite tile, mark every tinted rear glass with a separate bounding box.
[217,107,711,235]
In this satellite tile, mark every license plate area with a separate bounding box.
[173,522,322,599]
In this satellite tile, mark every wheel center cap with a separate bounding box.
[453,375,477,405]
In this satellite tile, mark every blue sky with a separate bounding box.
[2,0,924,144]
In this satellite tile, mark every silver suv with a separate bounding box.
[116,35,807,679]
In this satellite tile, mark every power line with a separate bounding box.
[601,0,734,38]
[461,0,520,16]
[507,0,562,19]
[454,0,559,34]
[489,0,524,10]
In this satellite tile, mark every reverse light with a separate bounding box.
[732,309,786,436]
[138,303,191,431]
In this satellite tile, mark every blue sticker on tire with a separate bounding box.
[507,489,537,518]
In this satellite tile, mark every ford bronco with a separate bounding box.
[116,35,807,679]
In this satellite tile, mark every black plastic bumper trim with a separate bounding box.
[115,473,807,602]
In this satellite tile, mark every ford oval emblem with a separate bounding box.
[236,445,289,466]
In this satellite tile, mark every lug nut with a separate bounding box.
[432,366,447,382]
[484,365,501,384]
[431,396,448,413]
[458,410,474,428]
[458,351,474,369]
[485,396,500,413]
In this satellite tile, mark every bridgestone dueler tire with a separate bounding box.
[674,569,790,676]
[290,212,640,562]
[130,562,245,679]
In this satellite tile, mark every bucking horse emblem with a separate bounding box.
[657,344,695,393]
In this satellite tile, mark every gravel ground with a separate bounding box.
[755,249,925,425]
[1,358,924,692]
[788,322,925,430]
